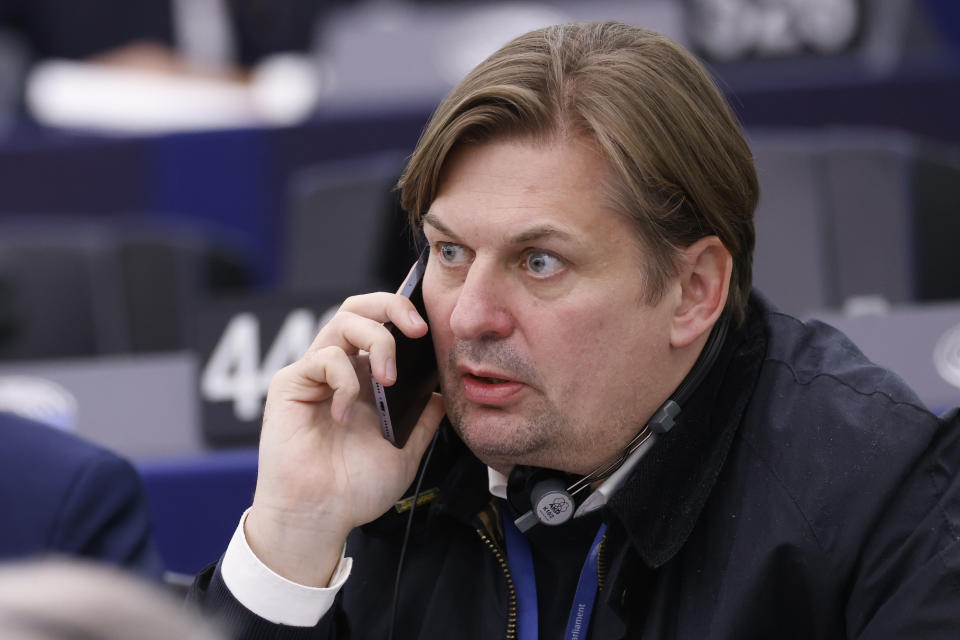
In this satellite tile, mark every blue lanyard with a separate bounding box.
[503,508,607,640]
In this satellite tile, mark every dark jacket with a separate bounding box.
[0,412,164,579]
[191,292,960,638]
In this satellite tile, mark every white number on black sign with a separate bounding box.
[200,308,337,420]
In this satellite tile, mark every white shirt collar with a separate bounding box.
[487,467,508,499]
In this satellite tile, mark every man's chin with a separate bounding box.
[450,410,547,468]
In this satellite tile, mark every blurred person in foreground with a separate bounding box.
[0,559,223,640]
[189,21,960,639]
[0,411,163,579]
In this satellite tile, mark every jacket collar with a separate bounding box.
[604,292,769,568]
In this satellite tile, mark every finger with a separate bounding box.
[279,346,361,423]
[316,304,431,385]
[400,393,446,462]
[339,292,429,339]
[314,313,398,385]
[302,347,361,424]
[307,297,426,358]
[318,312,389,354]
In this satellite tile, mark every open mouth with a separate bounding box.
[471,375,511,384]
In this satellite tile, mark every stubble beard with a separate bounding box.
[438,338,575,471]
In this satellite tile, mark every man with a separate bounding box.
[190,22,960,638]
[0,411,164,578]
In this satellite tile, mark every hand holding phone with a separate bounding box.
[248,267,445,587]
[372,247,440,448]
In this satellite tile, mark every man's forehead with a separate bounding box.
[420,137,635,250]
[436,136,606,192]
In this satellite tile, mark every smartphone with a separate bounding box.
[371,247,439,448]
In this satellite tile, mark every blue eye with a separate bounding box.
[437,242,469,265]
[524,251,564,276]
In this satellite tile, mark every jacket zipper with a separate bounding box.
[475,521,609,640]
[475,526,518,640]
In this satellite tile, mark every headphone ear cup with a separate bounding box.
[527,477,576,526]
[507,466,581,527]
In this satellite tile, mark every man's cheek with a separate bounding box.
[428,320,453,365]
[552,310,612,363]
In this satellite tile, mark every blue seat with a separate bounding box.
[137,449,258,576]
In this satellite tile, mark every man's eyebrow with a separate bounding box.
[422,212,458,239]
[507,225,577,245]
[423,212,578,246]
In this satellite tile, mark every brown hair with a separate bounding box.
[399,21,758,324]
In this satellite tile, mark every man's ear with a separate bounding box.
[670,236,732,349]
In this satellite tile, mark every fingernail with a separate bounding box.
[385,357,397,383]
[342,406,352,423]
[409,310,424,327]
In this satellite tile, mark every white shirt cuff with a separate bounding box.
[220,508,352,627]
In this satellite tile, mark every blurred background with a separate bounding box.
[1,0,959,578]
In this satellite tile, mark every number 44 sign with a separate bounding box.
[197,302,338,445]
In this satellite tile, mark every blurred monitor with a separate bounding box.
[750,129,960,316]
[284,151,418,296]
[0,217,252,361]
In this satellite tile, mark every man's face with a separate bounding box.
[421,137,686,475]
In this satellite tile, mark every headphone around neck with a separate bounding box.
[508,314,731,532]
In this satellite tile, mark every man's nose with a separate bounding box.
[448,261,514,340]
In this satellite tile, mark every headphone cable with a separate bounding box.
[388,428,440,640]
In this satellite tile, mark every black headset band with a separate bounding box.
[673,314,730,408]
